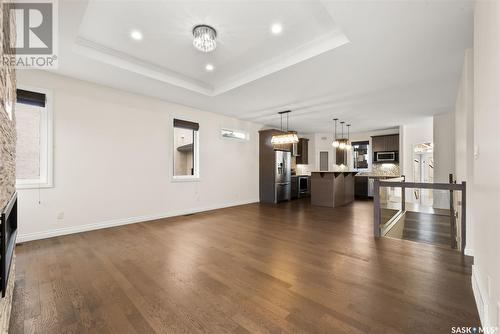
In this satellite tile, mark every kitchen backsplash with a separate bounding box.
[295,163,313,176]
[369,163,400,176]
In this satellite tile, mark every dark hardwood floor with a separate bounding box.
[9,199,479,333]
[402,211,452,247]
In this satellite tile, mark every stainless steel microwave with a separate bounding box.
[375,151,397,162]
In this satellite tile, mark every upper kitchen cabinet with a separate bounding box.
[385,134,400,151]
[371,134,399,152]
[296,138,309,164]
[336,148,346,166]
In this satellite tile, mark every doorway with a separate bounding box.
[319,151,329,171]
[412,143,434,207]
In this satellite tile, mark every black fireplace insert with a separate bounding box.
[1,192,17,297]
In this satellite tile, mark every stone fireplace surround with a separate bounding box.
[0,0,17,332]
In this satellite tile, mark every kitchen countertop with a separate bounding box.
[310,171,358,173]
[355,174,400,178]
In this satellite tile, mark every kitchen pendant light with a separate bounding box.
[332,118,340,147]
[332,118,352,150]
[271,111,299,146]
[345,124,352,150]
[339,122,346,149]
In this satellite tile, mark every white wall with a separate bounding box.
[469,2,500,328]
[399,117,433,181]
[455,49,474,185]
[314,133,335,171]
[433,112,455,209]
[16,71,262,241]
[399,117,433,203]
[455,48,474,256]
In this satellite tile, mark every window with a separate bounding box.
[221,128,249,141]
[15,87,53,188]
[173,118,199,180]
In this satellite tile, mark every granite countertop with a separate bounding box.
[355,173,400,178]
[311,171,358,173]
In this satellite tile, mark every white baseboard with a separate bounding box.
[472,264,490,327]
[465,248,474,257]
[16,199,258,243]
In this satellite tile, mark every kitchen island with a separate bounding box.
[310,172,357,208]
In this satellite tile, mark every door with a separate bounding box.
[412,144,434,206]
[319,151,329,171]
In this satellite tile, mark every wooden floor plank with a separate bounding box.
[10,199,479,333]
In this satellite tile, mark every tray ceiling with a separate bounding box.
[75,0,349,96]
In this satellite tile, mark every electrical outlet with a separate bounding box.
[57,212,64,220]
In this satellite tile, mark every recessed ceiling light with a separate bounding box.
[271,23,283,35]
[130,30,143,41]
[205,64,214,72]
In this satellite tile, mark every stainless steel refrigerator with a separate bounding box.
[274,150,291,202]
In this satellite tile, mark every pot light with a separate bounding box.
[271,23,283,35]
[205,64,214,71]
[130,29,143,41]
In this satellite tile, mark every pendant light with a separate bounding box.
[345,124,352,150]
[271,111,299,145]
[332,119,340,147]
[339,122,346,149]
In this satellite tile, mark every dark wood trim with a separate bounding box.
[378,181,465,191]
[173,118,199,131]
[449,174,457,249]
[461,181,467,254]
[16,89,46,107]
[373,179,381,237]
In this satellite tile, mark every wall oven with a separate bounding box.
[375,151,397,162]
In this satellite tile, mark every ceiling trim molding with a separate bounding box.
[73,29,349,97]
[73,37,213,96]
[213,30,349,95]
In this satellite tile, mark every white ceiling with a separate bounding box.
[53,0,474,134]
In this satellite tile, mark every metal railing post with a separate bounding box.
[461,181,467,254]
[401,175,406,212]
[449,174,457,249]
[373,179,381,237]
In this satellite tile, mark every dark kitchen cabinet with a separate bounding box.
[371,134,399,152]
[291,177,298,199]
[372,136,386,152]
[296,138,309,164]
[385,134,399,151]
[336,148,346,165]
[354,176,369,198]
